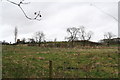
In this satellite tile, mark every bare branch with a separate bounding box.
[103,32,116,46]
[79,26,93,41]
[66,27,79,41]
[6,0,42,21]
[7,0,18,5]
[87,31,93,41]
[34,31,45,46]
[104,32,116,39]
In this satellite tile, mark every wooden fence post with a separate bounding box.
[49,60,52,79]
[85,65,88,78]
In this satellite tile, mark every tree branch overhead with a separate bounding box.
[6,0,42,21]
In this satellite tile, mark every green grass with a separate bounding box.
[2,45,119,78]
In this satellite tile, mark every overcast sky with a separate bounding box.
[0,0,118,43]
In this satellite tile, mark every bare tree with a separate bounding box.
[66,27,80,41]
[35,31,45,46]
[33,32,38,43]
[54,38,57,42]
[65,27,80,47]
[79,26,93,41]
[14,27,18,43]
[86,31,94,41]
[104,32,116,46]
[6,0,42,21]
[79,26,85,40]
[104,32,115,39]
[79,26,93,46]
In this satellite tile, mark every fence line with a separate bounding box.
[47,60,118,78]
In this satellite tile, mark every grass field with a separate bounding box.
[2,45,119,78]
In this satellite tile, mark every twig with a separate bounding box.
[6,0,42,21]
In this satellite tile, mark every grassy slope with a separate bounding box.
[2,45,118,78]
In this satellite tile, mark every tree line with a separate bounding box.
[7,26,117,47]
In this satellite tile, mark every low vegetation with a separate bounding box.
[2,45,118,78]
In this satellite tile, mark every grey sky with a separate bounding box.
[0,0,118,43]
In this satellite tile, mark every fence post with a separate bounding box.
[49,60,52,79]
[85,65,88,78]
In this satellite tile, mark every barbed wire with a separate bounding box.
[90,3,119,23]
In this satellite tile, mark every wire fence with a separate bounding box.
[39,60,118,78]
